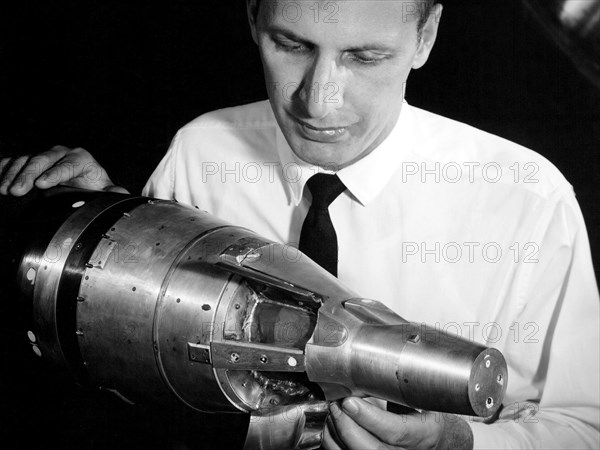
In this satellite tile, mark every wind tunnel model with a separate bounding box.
[7,187,507,449]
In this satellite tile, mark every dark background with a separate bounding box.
[1,1,599,449]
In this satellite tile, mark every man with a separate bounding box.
[1,1,599,449]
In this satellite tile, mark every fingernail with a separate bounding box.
[330,402,342,417]
[342,398,359,416]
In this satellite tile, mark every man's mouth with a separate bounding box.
[292,117,351,142]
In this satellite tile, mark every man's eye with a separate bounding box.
[274,39,308,53]
[348,52,388,66]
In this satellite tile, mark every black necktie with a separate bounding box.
[299,173,346,277]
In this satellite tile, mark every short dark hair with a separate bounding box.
[254,0,437,33]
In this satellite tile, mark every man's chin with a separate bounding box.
[290,142,348,171]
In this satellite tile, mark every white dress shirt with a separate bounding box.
[143,100,600,449]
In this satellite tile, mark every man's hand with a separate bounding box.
[323,397,474,450]
[0,146,128,196]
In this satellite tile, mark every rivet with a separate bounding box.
[26,268,36,285]
[27,331,36,343]
[230,353,240,363]
[287,356,297,367]
[32,345,42,357]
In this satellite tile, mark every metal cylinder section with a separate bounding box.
[349,324,507,417]
[14,188,334,417]
[75,199,241,410]
[306,298,507,418]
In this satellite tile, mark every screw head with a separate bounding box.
[287,356,298,367]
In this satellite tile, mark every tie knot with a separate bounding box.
[306,173,346,209]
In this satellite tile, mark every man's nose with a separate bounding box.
[297,55,345,119]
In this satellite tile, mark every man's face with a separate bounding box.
[248,0,440,169]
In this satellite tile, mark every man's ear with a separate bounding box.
[412,4,443,69]
[247,0,260,44]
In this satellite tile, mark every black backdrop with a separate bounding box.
[1,1,599,449]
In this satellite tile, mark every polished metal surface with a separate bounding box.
[12,187,509,449]
[306,298,507,417]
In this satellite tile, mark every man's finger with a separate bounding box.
[329,402,392,450]
[0,156,29,196]
[33,147,90,188]
[35,148,115,192]
[340,397,439,449]
[0,157,12,177]
[8,146,70,195]
[322,419,345,450]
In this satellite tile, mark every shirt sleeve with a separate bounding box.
[142,130,180,200]
[469,188,600,449]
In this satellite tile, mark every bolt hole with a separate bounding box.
[202,304,211,311]
[132,287,136,291]
[486,397,494,409]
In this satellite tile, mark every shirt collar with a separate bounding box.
[275,101,416,207]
